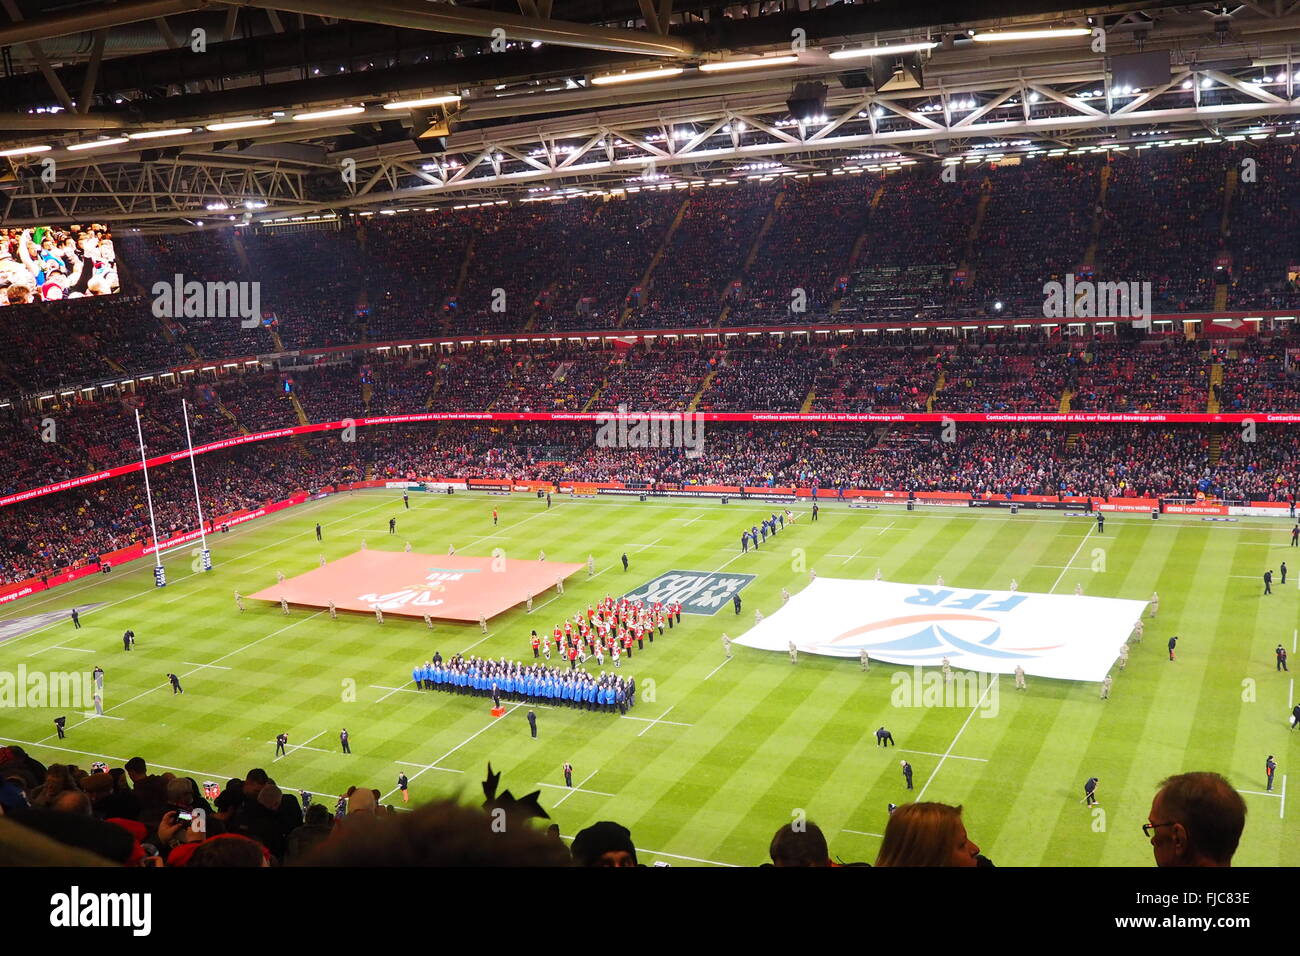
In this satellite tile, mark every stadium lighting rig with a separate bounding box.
[698,55,800,73]
[590,67,685,86]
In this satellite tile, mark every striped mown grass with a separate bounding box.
[3,489,1295,866]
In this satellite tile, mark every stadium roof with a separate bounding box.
[4,0,1300,230]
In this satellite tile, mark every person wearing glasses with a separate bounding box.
[1144,772,1246,867]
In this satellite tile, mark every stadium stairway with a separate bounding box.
[1211,166,1237,310]
[830,181,886,314]
[452,236,476,302]
[688,367,719,412]
[1058,388,1073,413]
[1082,165,1111,267]
[925,371,946,412]
[1209,426,1223,465]
[269,328,286,352]
[1207,363,1223,413]
[287,393,309,427]
[958,178,994,279]
[800,386,816,413]
[213,400,248,435]
[1220,166,1237,238]
[618,193,690,328]
[718,190,785,327]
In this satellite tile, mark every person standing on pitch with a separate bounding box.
[812,501,819,522]
[1277,644,1289,672]
[167,673,183,694]
[1282,562,1289,585]
[1118,643,1129,670]
[901,760,913,791]
[1292,703,1300,729]
[1149,592,1159,619]
[492,508,498,526]
[1084,776,1099,807]
[788,641,798,664]
[54,716,66,739]
[315,523,322,541]
[122,629,133,651]
[1264,569,1273,595]
[389,517,397,535]
[403,491,409,510]
[876,726,895,747]
[340,728,350,754]
[860,649,870,672]
[235,590,244,612]
[563,762,573,788]
[733,592,742,615]
[621,552,629,572]
[1100,675,1112,700]
[92,665,104,691]
[722,634,732,658]
[1266,756,1277,792]
[1168,635,1178,661]
[398,772,409,803]
[1014,665,1026,690]
[71,608,80,629]
[275,733,288,757]
[1096,512,1104,534]
[527,710,537,739]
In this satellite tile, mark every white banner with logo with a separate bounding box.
[735,578,1146,681]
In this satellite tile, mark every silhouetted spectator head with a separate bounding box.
[875,802,981,867]
[50,790,92,816]
[769,820,831,866]
[258,783,283,812]
[1148,772,1246,867]
[165,777,193,809]
[186,834,271,867]
[124,757,147,782]
[298,800,571,866]
[571,821,638,867]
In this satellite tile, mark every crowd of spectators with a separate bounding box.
[725,175,875,326]
[4,144,1300,402]
[0,749,1247,867]
[1069,339,1211,412]
[1096,148,1222,314]
[1227,144,1300,309]
[958,157,1102,317]
[5,414,1257,586]
[635,183,777,328]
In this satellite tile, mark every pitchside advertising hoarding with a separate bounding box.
[735,578,1147,682]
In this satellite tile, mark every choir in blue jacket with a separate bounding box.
[412,652,635,714]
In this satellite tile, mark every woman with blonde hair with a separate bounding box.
[874,802,982,867]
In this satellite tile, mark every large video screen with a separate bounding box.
[0,222,120,306]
